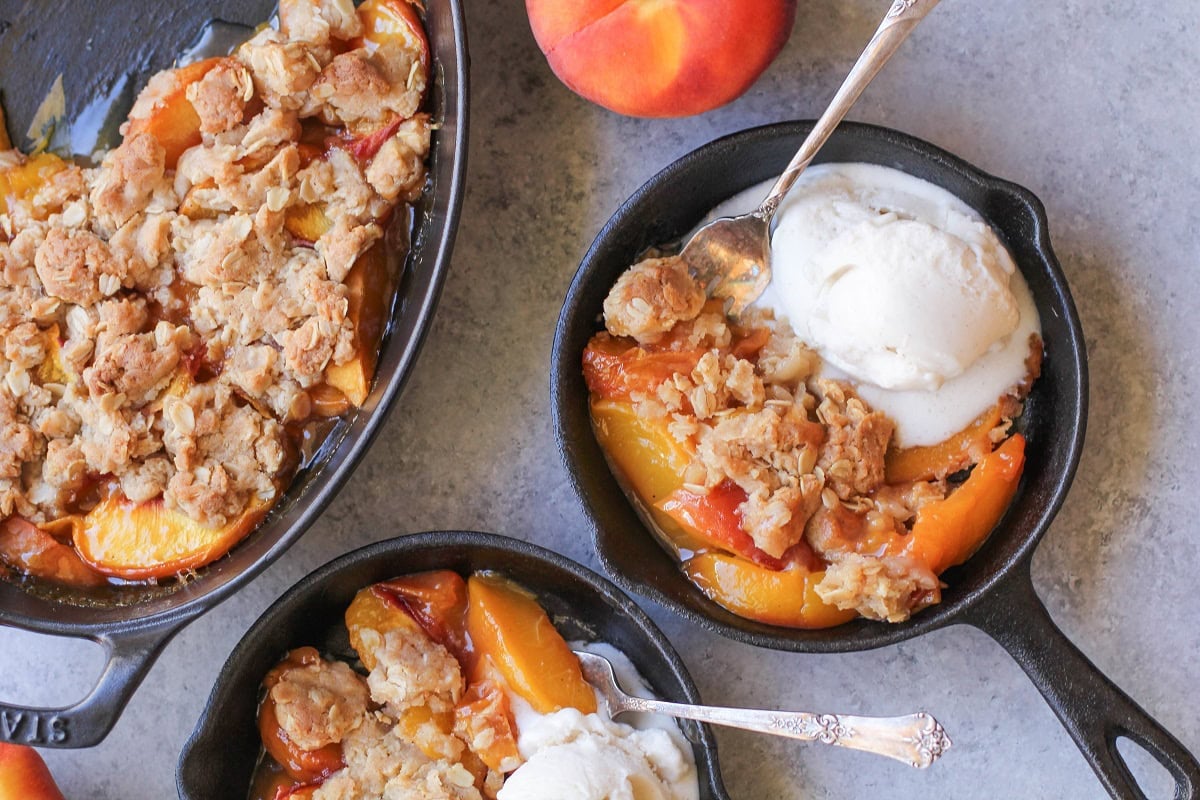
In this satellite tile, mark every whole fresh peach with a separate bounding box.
[526,0,798,117]
[0,744,66,800]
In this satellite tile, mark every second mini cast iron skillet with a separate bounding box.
[551,120,1199,799]
[177,531,729,800]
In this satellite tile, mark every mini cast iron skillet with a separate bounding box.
[0,0,468,747]
[551,121,1200,799]
[177,531,729,800]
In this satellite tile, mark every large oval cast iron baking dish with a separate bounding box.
[0,0,469,748]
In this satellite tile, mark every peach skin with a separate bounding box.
[0,744,66,800]
[526,0,797,117]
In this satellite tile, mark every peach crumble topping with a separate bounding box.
[587,254,1041,624]
[0,0,431,588]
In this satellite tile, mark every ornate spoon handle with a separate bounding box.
[617,694,951,768]
[759,0,942,220]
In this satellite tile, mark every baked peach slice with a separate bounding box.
[257,648,346,784]
[465,574,597,715]
[33,325,70,385]
[684,552,856,629]
[124,57,227,168]
[0,517,105,588]
[589,398,690,507]
[527,0,797,117]
[886,402,1006,484]
[323,242,395,407]
[0,743,66,800]
[898,434,1026,574]
[283,202,334,245]
[344,582,425,671]
[72,493,270,580]
[348,571,469,663]
[454,679,522,773]
[583,335,706,403]
[0,152,68,217]
[658,481,820,571]
[248,769,318,800]
[356,0,430,73]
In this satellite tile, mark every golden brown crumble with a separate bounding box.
[0,6,430,542]
[286,622,490,800]
[271,657,370,752]
[363,624,465,717]
[597,254,1034,621]
[603,256,706,345]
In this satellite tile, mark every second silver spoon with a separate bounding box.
[682,0,940,316]
[574,650,952,769]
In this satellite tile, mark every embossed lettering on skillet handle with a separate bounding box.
[0,621,187,749]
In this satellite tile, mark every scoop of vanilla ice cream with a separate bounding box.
[767,168,1020,392]
[495,708,697,800]
[496,643,699,800]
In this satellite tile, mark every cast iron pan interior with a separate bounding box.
[0,0,469,747]
[550,120,1199,799]
[176,531,729,800]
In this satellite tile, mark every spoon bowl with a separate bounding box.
[682,0,939,315]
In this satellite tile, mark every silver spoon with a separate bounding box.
[681,0,941,316]
[574,650,952,769]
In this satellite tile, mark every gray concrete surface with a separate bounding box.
[2,1,1198,797]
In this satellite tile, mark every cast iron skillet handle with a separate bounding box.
[962,564,1200,800]
[0,619,186,749]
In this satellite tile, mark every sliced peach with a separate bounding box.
[258,695,342,786]
[344,584,424,671]
[582,334,706,403]
[454,679,521,772]
[589,398,691,506]
[0,743,66,800]
[258,648,345,784]
[178,181,224,221]
[340,115,404,163]
[590,397,729,560]
[125,57,226,168]
[394,704,455,738]
[527,0,797,117]
[465,574,597,715]
[73,493,270,580]
[283,202,333,245]
[371,570,470,660]
[900,434,1026,574]
[683,552,856,629]
[658,481,815,570]
[34,325,70,385]
[356,0,430,72]
[0,517,106,588]
[324,242,394,406]
[247,762,301,800]
[0,153,68,217]
[886,403,1005,484]
[308,384,354,418]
